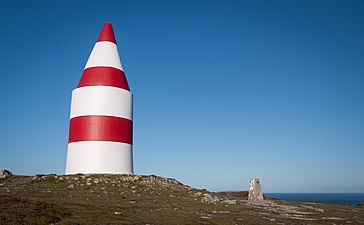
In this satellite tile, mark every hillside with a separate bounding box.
[1,174,363,224]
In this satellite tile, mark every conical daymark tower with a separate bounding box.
[66,22,133,174]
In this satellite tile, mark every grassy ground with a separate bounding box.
[1,174,363,224]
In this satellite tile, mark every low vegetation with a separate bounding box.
[1,174,363,224]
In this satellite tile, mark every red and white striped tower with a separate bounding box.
[66,22,133,174]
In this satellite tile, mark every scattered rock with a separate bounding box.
[322,217,344,220]
[0,169,12,178]
[200,216,211,219]
[67,184,74,189]
[202,193,219,204]
[300,204,324,212]
[223,199,237,205]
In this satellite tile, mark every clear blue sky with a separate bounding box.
[0,0,363,192]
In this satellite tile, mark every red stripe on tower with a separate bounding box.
[77,67,130,90]
[68,115,132,144]
[97,22,117,44]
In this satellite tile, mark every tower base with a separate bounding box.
[66,141,133,174]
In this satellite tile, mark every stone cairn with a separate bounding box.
[248,178,264,201]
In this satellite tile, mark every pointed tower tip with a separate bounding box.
[97,22,117,44]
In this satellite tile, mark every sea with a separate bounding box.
[265,193,364,206]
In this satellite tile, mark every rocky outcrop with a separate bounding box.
[0,169,12,179]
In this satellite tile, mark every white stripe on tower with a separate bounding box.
[65,22,133,175]
[70,86,132,120]
[85,42,123,70]
[66,142,133,174]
